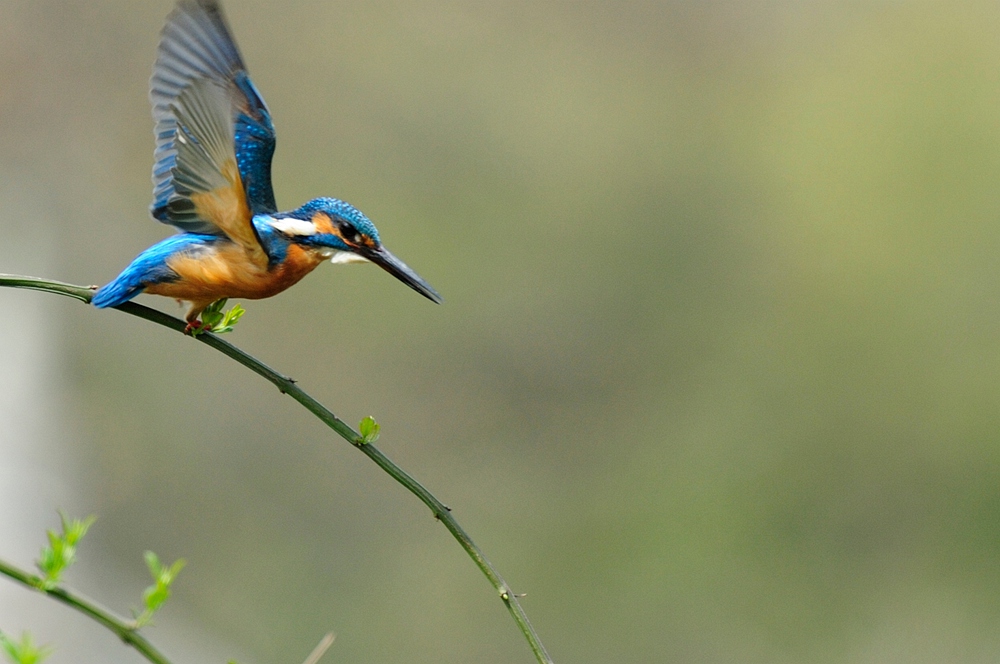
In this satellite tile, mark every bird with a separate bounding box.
[92,0,441,333]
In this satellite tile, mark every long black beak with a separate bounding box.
[366,246,443,304]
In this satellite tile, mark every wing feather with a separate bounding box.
[149,0,276,265]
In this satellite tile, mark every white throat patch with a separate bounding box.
[329,250,369,265]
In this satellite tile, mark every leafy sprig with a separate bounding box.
[0,632,51,664]
[192,299,246,337]
[358,416,381,445]
[2,514,338,664]
[132,552,186,628]
[35,513,95,590]
[0,274,554,664]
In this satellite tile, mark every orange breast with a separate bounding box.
[146,242,326,305]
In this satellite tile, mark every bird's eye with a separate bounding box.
[339,222,362,245]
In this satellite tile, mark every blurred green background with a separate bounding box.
[3,1,1000,662]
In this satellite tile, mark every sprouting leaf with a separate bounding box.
[211,303,246,335]
[133,551,186,628]
[358,416,380,444]
[35,513,96,589]
[0,631,53,664]
[193,299,245,336]
[190,298,224,337]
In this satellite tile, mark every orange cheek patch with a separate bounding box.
[312,212,337,235]
[311,211,376,248]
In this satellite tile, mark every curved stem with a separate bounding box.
[0,274,554,664]
[0,557,172,664]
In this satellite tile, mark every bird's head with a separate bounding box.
[268,197,442,303]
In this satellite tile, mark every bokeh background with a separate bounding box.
[3,1,1000,662]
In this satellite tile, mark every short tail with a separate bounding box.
[92,233,215,309]
[91,235,198,308]
[91,277,144,308]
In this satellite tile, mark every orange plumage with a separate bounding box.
[145,242,327,321]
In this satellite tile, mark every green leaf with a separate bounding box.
[194,299,246,336]
[190,298,227,337]
[134,551,186,628]
[143,550,163,578]
[35,513,96,589]
[358,416,380,444]
[212,303,246,335]
[0,631,52,664]
[61,512,95,546]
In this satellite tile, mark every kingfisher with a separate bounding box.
[92,0,441,333]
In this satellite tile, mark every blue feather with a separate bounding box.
[92,234,218,308]
[93,1,443,319]
[289,198,381,244]
[234,72,277,214]
[252,217,292,264]
[150,0,277,231]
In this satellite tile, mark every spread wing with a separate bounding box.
[149,0,277,264]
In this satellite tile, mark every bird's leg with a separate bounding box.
[183,299,244,336]
[183,300,213,336]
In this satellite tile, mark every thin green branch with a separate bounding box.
[0,274,554,664]
[0,557,172,664]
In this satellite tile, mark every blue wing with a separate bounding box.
[149,0,278,245]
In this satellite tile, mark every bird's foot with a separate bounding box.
[185,300,246,337]
[199,299,245,335]
[184,320,206,336]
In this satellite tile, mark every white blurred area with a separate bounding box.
[0,174,117,659]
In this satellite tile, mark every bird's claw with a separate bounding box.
[184,320,207,336]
